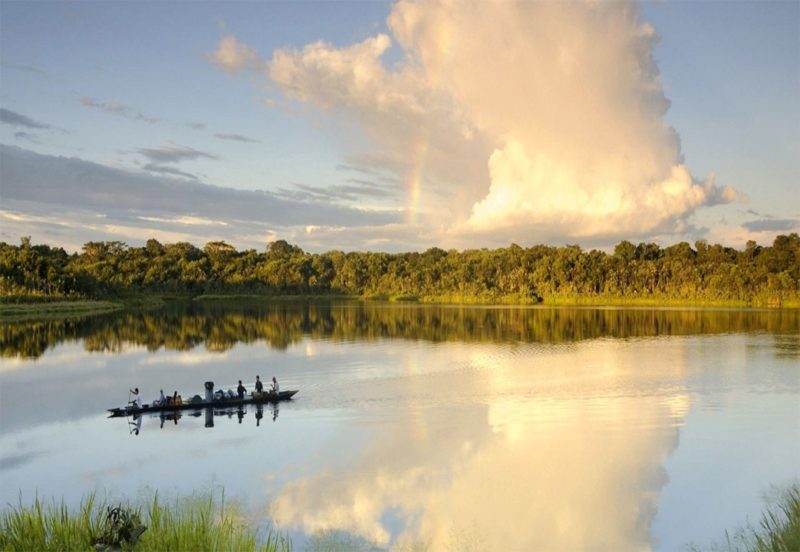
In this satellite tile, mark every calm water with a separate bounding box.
[1,302,798,550]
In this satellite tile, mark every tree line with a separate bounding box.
[1,234,798,305]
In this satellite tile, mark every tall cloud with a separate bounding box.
[211,0,736,245]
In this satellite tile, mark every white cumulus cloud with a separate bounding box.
[208,35,267,75]
[211,0,737,245]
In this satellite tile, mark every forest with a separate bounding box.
[1,234,798,307]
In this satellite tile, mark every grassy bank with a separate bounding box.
[0,300,124,321]
[194,291,799,308]
[0,492,291,552]
[194,293,354,302]
[0,294,191,321]
[540,294,800,308]
[4,482,797,551]
[2,292,797,320]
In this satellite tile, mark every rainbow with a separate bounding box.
[406,134,430,225]
[404,25,454,225]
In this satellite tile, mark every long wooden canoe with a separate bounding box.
[108,390,298,417]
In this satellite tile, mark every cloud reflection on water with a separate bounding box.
[1,305,796,549]
[270,340,689,550]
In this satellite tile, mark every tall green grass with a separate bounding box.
[689,482,800,552]
[0,491,291,551]
[746,483,800,552]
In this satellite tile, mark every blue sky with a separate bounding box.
[1,0,797,253]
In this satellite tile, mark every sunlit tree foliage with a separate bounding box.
[1,234,798,305]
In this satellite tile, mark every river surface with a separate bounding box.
[1,301,798,550]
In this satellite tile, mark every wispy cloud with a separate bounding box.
[0,145,400,252]
[0,108,50,129]
[137,144,218,163]
[186,121,207,130]
[137,215,229,227]
[215,133,260,143]
[1,62,47,77]
[14,131,40,143]
[80,96,159,123]
[278,181,396,203]
[142,163,199,180]
[742,218,799,232]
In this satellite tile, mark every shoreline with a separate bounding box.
[1,293,798,321]
[0,300,124,321]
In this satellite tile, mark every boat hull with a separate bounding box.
[108,390,298,417]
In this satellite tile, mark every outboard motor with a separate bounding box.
[204,381,214,403]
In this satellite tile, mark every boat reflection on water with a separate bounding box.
[123,402,280,434]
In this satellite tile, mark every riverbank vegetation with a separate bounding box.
[0,491,290,552]
[0,300,124,321]
[2,234,798,307]
[692,482,800,552]
[1,482,797,551]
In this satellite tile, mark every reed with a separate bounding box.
[749,483,800,552]
[689,482,800,552]
[0,491,291,552]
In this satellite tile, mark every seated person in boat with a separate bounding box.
[237,380,246,399]
[271,377,279,395]
[155,389,166,406]
[255,375,263,394]
[172,391,182,405]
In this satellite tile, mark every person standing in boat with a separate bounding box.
[237,380,246,399]
[271,376,279,395]
[255,375,263,394]
[129,387,141,408]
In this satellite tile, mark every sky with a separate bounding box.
[0,0,798,254]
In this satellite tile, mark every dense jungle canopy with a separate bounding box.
[1,234,798,306]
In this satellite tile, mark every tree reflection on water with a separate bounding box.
[3,300,798,359]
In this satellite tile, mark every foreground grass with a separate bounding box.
[690,482,800,552]
[0,491,291,552]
